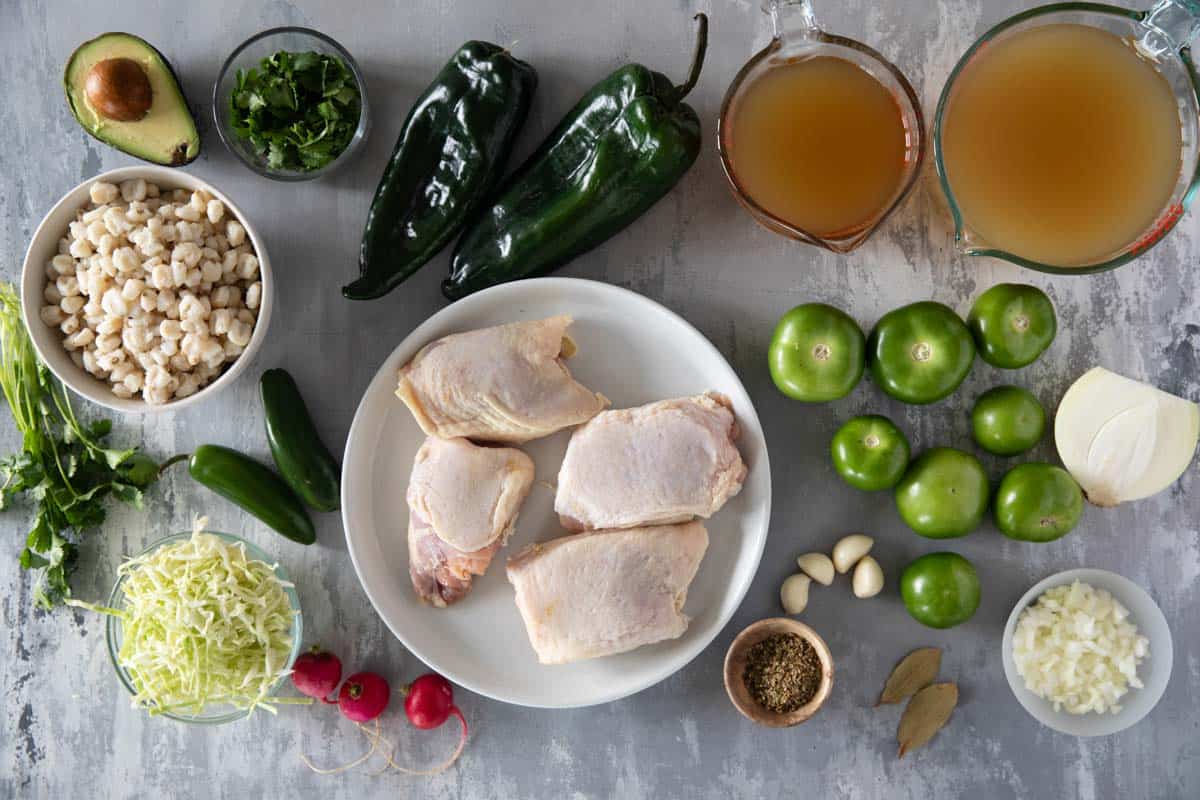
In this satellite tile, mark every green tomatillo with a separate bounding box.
[895,447,989,538]
[966,283,1056,369]
[994,463,1084,542]
[768,303,865,402]
[900,551,981,629]
[867,301,975,404]
[971,385,1045,456]
[830,414,910,491]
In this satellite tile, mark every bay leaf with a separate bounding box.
[877,647,941,706]
[897,682,958,758]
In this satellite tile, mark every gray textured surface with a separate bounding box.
[2,0,1198,798]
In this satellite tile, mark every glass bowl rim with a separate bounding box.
[104,530,303,725]
[211,25,370,182]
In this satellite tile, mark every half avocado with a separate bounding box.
[64,32,200,166]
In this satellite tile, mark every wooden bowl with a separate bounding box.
[723,618,834,727]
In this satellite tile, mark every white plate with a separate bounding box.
[1001,568,1173,736]
[341,278,771,708]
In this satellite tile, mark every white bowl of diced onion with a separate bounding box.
[1001,568,1173,737]
[20,166,272,412]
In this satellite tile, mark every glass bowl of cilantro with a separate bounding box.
[214,27,369,180]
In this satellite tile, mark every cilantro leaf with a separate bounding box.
[0,283,162,608]
[229,50,361,172]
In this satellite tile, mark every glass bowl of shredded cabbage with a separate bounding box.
[99,521,303,724]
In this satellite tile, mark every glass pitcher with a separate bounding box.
[933,0,1200,275]
[717,0,926,253]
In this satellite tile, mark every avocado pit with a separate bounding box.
[85,57,152,121]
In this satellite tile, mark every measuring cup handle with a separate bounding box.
[1140,0,1200,57]
[766,0,821,44]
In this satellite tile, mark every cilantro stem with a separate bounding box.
[0,281,162,607]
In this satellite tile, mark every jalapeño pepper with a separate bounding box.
[178,445,317,545]
[343,42,537,300]
[443,14,709,300]
[260,369,341,512]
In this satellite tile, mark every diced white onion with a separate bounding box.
[1012,581,1148,715]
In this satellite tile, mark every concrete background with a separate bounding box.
[2,0,1197,797]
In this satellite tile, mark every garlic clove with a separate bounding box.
[832,534,874,573]
[797,552,835,586]
[780,573,812,615]
[852,555,884,598]
[1055,367,1199,506]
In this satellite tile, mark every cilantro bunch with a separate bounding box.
[229,50,362,172]
[0,284,160,607]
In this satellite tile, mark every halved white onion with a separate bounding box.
[1055,367,1199,506]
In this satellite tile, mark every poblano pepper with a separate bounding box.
[344,42,537,300]
[443,14,709,300]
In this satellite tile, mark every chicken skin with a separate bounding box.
[506,521,709,664]
[396,315,608,444]
[554,392,747,532]
[407,436,534,607]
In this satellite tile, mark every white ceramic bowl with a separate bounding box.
[20,166,272,413]
[1001,568,1173,736]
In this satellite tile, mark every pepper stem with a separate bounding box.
[158,453,190,476]
[669,13,709,106]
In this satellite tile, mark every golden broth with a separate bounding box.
[724,56,909,237]
[941,24,1182,267]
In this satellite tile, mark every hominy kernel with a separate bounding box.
[89,181,119,204]
[206,199,225,224]
[69,238,93,259]
[245,282,261,310]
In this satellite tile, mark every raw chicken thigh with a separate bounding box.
[506,521,709,664]
[555,392,747,531]
[407,436,535,607]
[396,315,608,444]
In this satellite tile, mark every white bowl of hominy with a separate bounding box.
[20,166,272,412]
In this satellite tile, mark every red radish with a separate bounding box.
[392,672,468,774]
[338,671,390,722]
[403,673,460,729]
[291,647,343,704]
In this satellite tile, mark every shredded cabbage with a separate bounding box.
[74,517,298,717]
[1012,580,1149,715]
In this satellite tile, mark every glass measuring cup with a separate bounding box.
[933,0,1200,275]
[717,0,926,253]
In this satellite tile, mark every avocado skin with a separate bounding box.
[64,32,201,166]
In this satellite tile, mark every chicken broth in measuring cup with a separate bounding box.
[722,56,910,238]
[940,24,1183,267]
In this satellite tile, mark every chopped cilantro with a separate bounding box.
[229,50,362,173]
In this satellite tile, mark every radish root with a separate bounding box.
[301,719,383,775]
[384,707,468,776]
[301,711,469,778]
